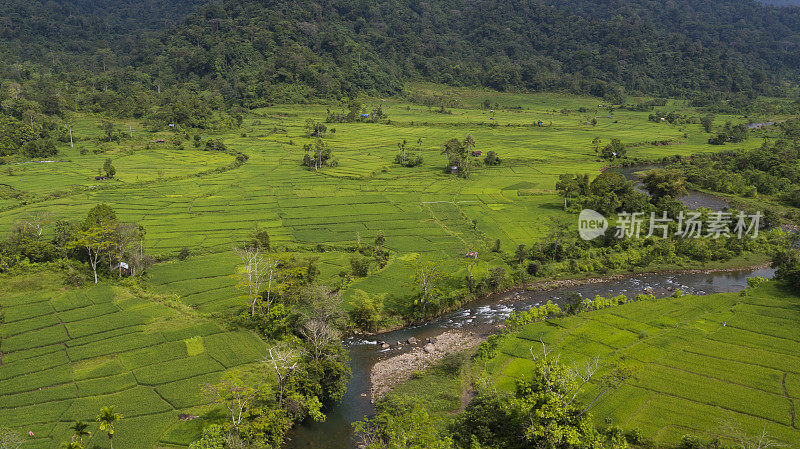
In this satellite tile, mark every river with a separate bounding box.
[285,265,775,449]
[608,165,729,211]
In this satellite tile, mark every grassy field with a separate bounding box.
[0,271,267,448]
[452,281,800,447]
[0,87,778,313]
[0,87,789,448]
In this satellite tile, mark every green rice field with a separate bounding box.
[0,87,777,312]
[0,86,790,448]
[477,282,800,446]
[0,272,267,448]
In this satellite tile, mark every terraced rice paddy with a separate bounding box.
[480,283,800,446]
[0,87,788,448]
[0,88,773,312]
[0,273,267,448]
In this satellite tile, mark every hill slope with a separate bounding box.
[1,0,799,108]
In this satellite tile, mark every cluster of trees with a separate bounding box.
[588,137,628,160]
[648,110,693,125]
[0,407,123,449]
[707,122,749,145]
[193,332,349,448]
[520,215,777,277]
[668,120,800,201]
[0,204,151,284]
[441,135,477,177]
[771,249,800,293]
[56,407,123,449]
[302,138,337,170]
[355,342,634,449]
[326,101,387,124]
[394,139,424,167]
[556,172,648,214]
[0,111,59,158]
[193,234,352,448]
[440,136,504,176]
[544,169,783,276]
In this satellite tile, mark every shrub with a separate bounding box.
[435,353,464,376]
[746,276,767,289]
[483,151,501,165]
[177,247,191,260]
[680,435,704,449]
[63,264,90,287]
[247,227,271,250]
[348,289,384,332]
[350,255,371,277]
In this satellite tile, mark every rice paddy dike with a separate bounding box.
[0,86,793,448]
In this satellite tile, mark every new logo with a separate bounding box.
[578,209,608,240]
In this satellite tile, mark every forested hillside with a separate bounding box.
[1,0,799,116]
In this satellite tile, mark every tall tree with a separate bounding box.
[96,406,122,449]
[69,421,91,445]
[410,258,446,317]
[264,342,302,407]
[299,285,343,360]
[202,373,260,433]
[235,247,276,316]
[72,224,115,284]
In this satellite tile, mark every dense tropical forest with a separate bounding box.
[2,0,800,116]
[1,1,800,449]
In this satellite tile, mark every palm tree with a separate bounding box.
[462,134,476,176]
[69,420,91,444]
[96,406,123,449]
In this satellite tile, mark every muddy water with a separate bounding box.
[285,266,775,449]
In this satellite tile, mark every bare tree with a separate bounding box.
[112,222,144,276]
[128,234,153,277]
[235,247,276,316]
[720,421,787,449]
[299,285,343,360]
[409,258,445,317]
[65,123,74,148]
[202,374,258,433]
[21,211,51,238]
[302,318,338,361]
[264,342,303,406]
[528,339,633,416]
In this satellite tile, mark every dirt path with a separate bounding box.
[783,372,796,428]
[452,345,479,414]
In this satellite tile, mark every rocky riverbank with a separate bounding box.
[369,330,484,401]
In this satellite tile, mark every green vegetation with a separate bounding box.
[376,280,800,448]
[2,0,800,447]
[666,120,800,204]
[3,0,800,115]
[0,272,267,449]
[0,83,795,449]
